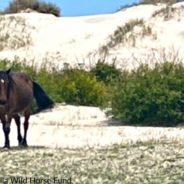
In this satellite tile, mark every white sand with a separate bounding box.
[0,3,169,69]
[0,105,183,148]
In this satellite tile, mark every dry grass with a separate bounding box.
[141,0,183,5]
[0,15,35,51]
[99,19,155,55]
[152,5,184,20]
[129,46,184,70]
[0,141,184,183]
[105,19,144,48]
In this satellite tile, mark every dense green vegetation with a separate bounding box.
[90,61,121,84]
[59,69,107,106]
[111,62,184,126]
[1,59,184,126]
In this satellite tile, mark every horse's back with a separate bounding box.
[11,72,32,87]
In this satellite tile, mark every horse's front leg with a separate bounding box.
[2,115,12,149]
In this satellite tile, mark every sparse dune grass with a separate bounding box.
[100,19,154,53]
[0,15,34,50]
[152,5,184,20]
[141,0,182,5]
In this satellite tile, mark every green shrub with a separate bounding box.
[35,1,61,17]
[60,69,107,106]
[3,0,61,17]
[111,62,184,126]
[91,61,121,84]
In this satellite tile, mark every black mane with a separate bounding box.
[0,69,15,100]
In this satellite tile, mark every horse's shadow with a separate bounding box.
[0,145,46,152]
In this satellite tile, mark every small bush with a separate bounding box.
[34,2,61,17]
[90,62,122,108]
[91,61,121,84]
[60,69,107,107]
[3,0,61,17]
[111,62,184,126]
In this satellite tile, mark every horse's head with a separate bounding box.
[0,69,12,106]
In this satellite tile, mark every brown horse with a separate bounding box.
[0,69,54,148]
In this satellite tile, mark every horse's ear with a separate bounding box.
[6,68,11,74]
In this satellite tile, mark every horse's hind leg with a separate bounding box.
[21,109,31,147]
[13,114,22,146]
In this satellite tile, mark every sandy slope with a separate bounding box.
[0,3,177,69]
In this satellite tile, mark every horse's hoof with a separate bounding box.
[22,143,28,148]
[19,144,28,148]
[19,141,28,148]
[2,146,10,150]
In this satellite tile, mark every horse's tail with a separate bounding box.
[33,81,54,113]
